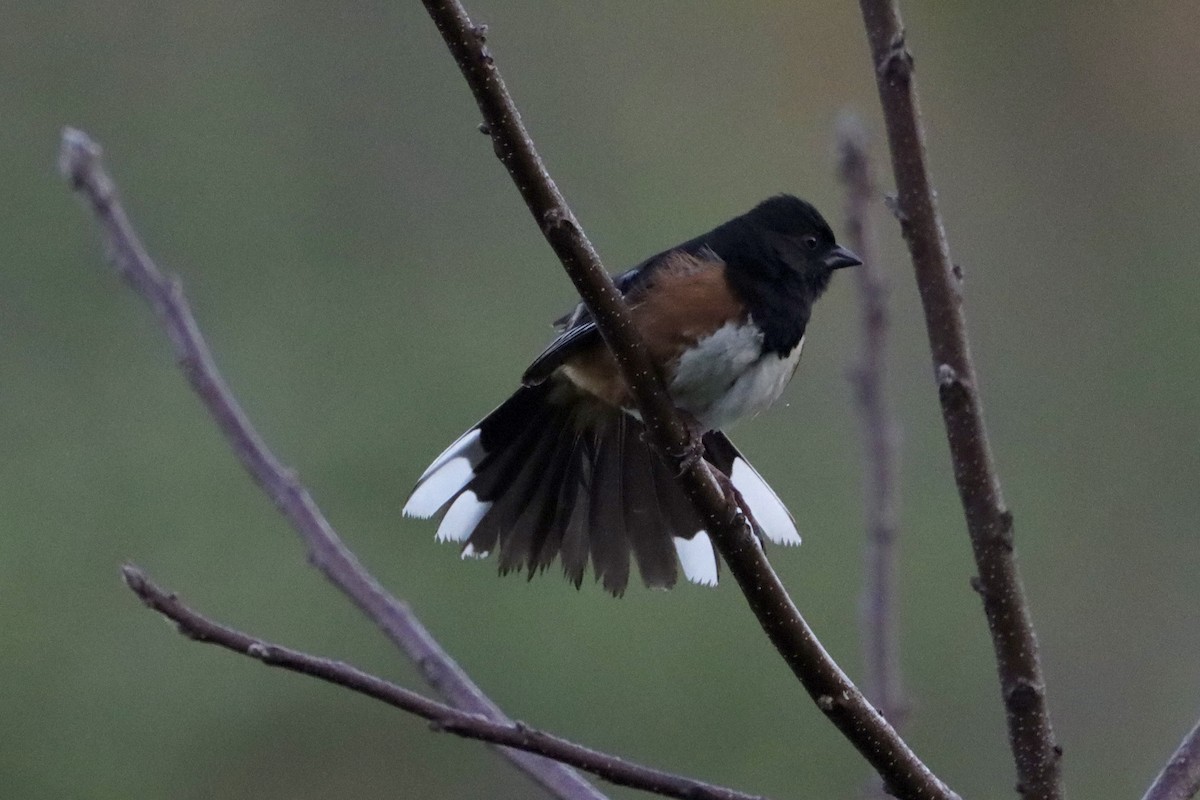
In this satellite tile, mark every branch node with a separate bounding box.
[877,29,915,82]
[541,206,569,233]
[470,23,488,41]
[478,122,491,135]
[1004,677,1043,711]
[817,694,835,712]
[997,509,1015,550]
[936,365,973,411]
[934,363,958,388]
[246,642,271,660]
[968,576,984,596]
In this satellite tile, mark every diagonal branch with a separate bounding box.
[58,127,605,800]
[856,3,1064,799]
[121,564,766,800]
[418,2,957,798]
[1143,718,1200,800]
[837,116,909,782]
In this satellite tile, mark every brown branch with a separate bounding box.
[855,4,1064,799]
[418,3,958,799]
[121,565,767,800]
[1143,718,1200,800]
[836,116,909,793]
[58,127,605,800]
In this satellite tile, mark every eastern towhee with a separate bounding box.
[404,195,860,594]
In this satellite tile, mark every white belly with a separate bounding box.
[668,321,804,430]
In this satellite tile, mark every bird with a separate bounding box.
[403,194,860,595]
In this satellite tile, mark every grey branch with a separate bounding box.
[418,2,958,799]
[1143,718,1200,800]
[58,126,604,800]
[856,3,1065,799]
[836,115,909,783]
[121,565,767,800]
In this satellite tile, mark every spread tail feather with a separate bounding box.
[406,383,798,593]
[703,431,801,546]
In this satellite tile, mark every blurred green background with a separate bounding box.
[4,2,1198,798]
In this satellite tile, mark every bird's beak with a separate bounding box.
[823,245,862,270]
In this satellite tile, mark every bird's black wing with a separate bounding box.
[520,262,649,384]
[520,322,602,385]
[521,233,716,385]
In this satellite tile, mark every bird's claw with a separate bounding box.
[671,435,707,477]
[670,412,709,476]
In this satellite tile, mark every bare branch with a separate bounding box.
[837,116,909,796]
[418,3,958,798]
[1143,718,1200,800]
[61,123,776,800]
[855,3,1064,799]
[121,564,767,800]
[58,127,605,800]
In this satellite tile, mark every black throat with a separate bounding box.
[702,224,827,357]
[727,265,812,356]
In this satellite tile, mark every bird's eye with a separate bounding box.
[802,235,819,250]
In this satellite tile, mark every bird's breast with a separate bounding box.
[555,256,805,427]
[667,321,804,430]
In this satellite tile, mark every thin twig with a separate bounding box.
[121,564,766,800]
[856,3,1064,799]
[418,3,958,798]
[837,116,909,796]
[58,127,605,800]
[1143,718,1200,800]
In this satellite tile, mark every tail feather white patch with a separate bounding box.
[403,429,485,518]
[420,429,484,482]
[673,531,718,586]
[435,491,491,543]
[730,457,801,545]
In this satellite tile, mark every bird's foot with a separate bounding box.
[669,412,708,476]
